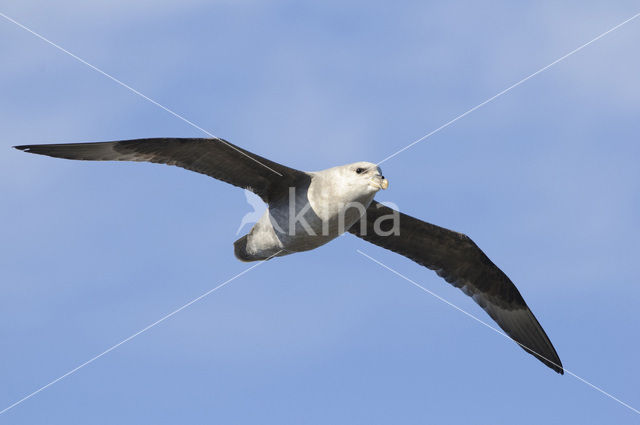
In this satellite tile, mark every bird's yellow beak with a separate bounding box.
[371,176,389,190]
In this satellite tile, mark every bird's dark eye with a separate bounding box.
[355,167,365,174]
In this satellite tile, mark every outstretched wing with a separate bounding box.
[349,201,563,374]
[15,137,308,203]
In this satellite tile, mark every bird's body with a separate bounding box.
[15,137,564,374]
[237,162,383,261]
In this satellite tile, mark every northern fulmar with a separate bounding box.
[15,137,563,374]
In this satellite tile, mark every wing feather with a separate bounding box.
[15,137,308,203]
[349,201,563,374]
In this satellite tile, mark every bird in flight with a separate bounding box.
[15,137,563,374]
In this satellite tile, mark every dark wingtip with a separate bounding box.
[14,145,31,151]
[545,352,564,375]
[554,360,564,375]
[548,360,564,375]
[518,334,564,374]
[534,351,564,374]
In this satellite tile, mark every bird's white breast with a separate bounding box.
[244,173,375,258]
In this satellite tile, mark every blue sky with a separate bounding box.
[1,1,639,423]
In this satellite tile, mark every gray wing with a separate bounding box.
[349,201,563,374]
[14,137,308,203]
